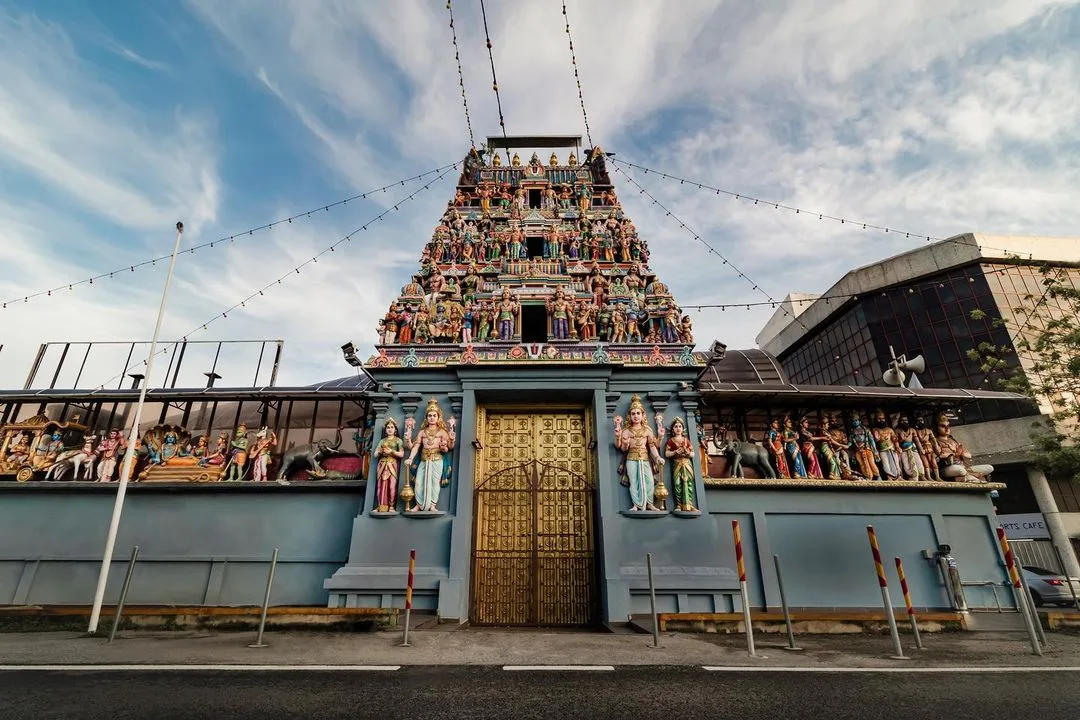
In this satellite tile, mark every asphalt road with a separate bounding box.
[2,667,1077,719]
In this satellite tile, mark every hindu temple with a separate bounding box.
[0,136,1026,629]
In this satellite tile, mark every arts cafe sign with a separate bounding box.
[997,513,1051,540]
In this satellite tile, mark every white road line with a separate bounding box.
[701,666,1080,673]
[0,664,401,672]
[502,665,615,671]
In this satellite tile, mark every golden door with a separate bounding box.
[471,410,597,626]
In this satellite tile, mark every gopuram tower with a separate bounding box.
[325,136,710,626]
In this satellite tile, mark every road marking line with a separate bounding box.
[503,665,615,671]
[0,665,401,672]
[701,666,1080,673]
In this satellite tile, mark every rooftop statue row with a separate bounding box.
[427,207,644,266]
[702,410,993,484]
[462,146,610,185]
[0,415,371,484]
[378,271,692,346]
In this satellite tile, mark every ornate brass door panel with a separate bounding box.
[471,411,597,626]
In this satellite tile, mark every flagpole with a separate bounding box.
[87,221,185,634]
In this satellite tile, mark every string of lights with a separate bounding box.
[678,263,1033,312]
[2,163,457,311]
[445,0,475,148]
[478,0,510,164]
[561,0,593,148]
[91,164,459,391]
[610,160,808,330]
[608,157,1035,260]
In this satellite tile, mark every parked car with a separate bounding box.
[1022,566,1080,608]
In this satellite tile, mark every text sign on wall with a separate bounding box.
[998,513,1051,540]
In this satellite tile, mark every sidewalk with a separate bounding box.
[2,627,1079,668]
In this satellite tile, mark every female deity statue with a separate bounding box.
[375,419,405,512]
[781,416,808,478]
[664,417,697,512]
[476,302,493,342]
[798,416,823,479]
[613,395,665,512]
[766,419,790,478]
[814,416,842,480]
[405,399,456,512]
[496,287,519,341]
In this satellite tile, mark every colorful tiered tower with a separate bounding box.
[325,136,710,626]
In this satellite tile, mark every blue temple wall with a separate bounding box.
[0,485,361,606]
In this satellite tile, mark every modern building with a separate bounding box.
[757,233,1080,579]
[0,143,1032,628]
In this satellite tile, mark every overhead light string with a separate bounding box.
[1,163,457,310]
[445,0,475,148]
[91,164,459,391]
[610,160,809,331]
[561,0,593,147]
[478,0,511,165]
[608,157,1036,259]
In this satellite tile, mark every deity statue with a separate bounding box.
[914,416,942,481]
[223,424,249,482]
[405,399,456,512]
[815,415,842,480]
[895,415,925,480]
[766,419,790,478]
[375,418,405,512]
[798,416,823,479]
[576,182,593,213]
[250,426,278,483]
[496,286,519,341]
[201,431,230,468]
[613,395,665,512]
[935,414,992,483]
[95,429,125,482]
[678,315,694,345]
[872,411,901,480]
[781,416,808,478]
[850,418,880,481]
[528,152,544,175]
[546,287,573,340]
[665,417,697,512]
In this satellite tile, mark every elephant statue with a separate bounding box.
[719,440,776,479]
[276,427,345,482]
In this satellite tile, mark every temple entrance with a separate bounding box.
[471,409,598,627]
[520,304,548,343]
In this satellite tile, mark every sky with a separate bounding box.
[2,0,1079,390]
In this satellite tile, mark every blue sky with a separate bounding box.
[2,0,1079,389]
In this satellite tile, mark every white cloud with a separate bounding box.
[3,0,1080,392]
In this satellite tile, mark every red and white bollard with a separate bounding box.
[731,520,758,657]
[894,556,923,649]
[866,526,906,659]
[996,528,1042,656]
[400,548,416,647]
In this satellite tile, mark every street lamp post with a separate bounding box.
[87,221,185,635]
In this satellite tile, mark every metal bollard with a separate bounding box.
[732,521,759,658]
[248,546,279,649]
[996,528,1042,656]
[1014,557,1048,648]
[646,553,661,648]
[773,555,802,651]
[865,526,906,660]
[400,549,416,647]
[1052,544,1080,611]
[107,545,139,644]
[894,557,923,650]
